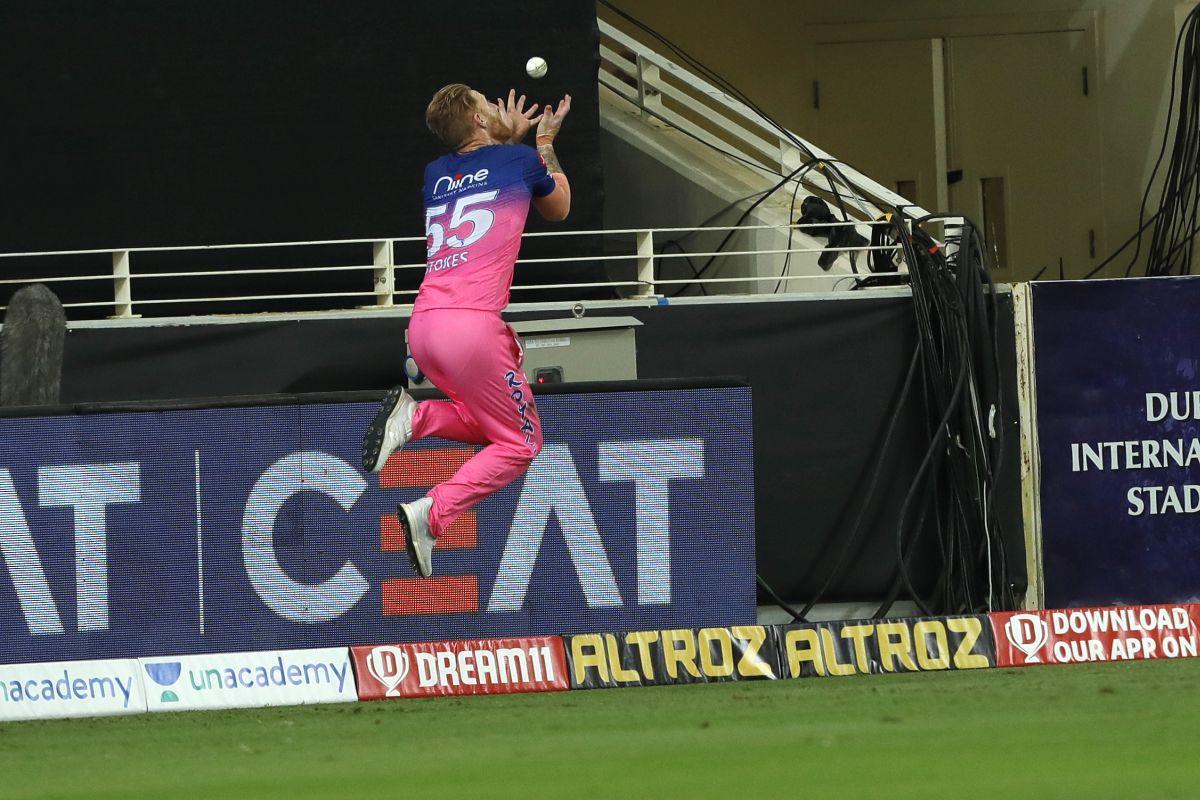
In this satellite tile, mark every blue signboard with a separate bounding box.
[0,386,755,664]
[1033,277,1200,606]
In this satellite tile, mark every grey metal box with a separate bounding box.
[510,316,640,383]
[405,316,640,385]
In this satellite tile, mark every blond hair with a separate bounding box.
[426,84,480,149]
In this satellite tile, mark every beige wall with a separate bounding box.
[604,0,1188,278]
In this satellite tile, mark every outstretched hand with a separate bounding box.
[497,89,542,143]
[536,94,571,143]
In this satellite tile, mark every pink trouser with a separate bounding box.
[407,308,543,537]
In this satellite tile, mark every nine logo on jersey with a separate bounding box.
[432,168,490,198]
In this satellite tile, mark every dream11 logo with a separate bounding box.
[365,646,409,698]
[241,439,705,625]
[1004,613,1050,663]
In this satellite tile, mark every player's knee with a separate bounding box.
[515,429,542,466]
[499,427,541,469]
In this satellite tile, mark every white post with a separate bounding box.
[1012,282,1045,610]
[634,230,656,297]
[372,239,395,307]
[635,55,662,119]
[942,216,965,265]
[111,250,135,318]
[897,216,913,276]
[780,138,805,179]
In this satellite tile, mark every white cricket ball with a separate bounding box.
[526,56,548,79]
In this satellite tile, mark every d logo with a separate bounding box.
[366,645,410,697]
[1005,614,1050,663]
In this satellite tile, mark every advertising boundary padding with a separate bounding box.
[3,603,1200,722]
[140,647,357,712]
[990,603,1200,668]
[773,615,994,679]
[564,603,1200,692]
[0,657,147,722]
[351,636,569,699]
[566,626,780,689]
[564,615,996,689]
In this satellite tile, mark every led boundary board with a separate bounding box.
[1030,277,1200,606]
[0,381,754,664]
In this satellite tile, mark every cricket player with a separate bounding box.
[362,84,572,577]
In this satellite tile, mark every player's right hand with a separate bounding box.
[497,89,541,144]
[536,94,571,143]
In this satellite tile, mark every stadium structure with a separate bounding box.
[0,2,1199,798]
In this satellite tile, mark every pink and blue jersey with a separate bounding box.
[414,143,556,313]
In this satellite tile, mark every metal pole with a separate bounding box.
[372,240,395,307]
[634,230,656,297]
[111,250,135,318]
[635,55,662,119]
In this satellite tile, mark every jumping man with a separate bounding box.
[362,84,572,577]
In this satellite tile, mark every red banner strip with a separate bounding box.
[380,448,476,488]
[382,575,479,616]
[989,603,1200,668]
[351,636,569,699]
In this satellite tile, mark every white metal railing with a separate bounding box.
[0,20,924,321]
[0,222,903,319]
[597,19,928,224]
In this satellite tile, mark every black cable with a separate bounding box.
[876,233,964,615]
[773,173,806,293]
[657,186,774,277]
[795,343,923,619]
[681,158,874,295]
[624,105,882,292]
[1138,4,1200,277]
[1157,214,1200,266]
[668,159,822,298]
[870,217,1010,617]
[601,3,892,294]
[1024,6,1200,280]
[602,2,1010,616]
[655,188,774,298]
[756,574,806,623]
[604,104,811,297]
[657,238,708,296]
[1116,4,1191,277]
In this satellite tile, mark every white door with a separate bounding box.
[814,38,948,215]
[946,31,1105,282]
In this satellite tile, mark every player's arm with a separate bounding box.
[532,95,571,222]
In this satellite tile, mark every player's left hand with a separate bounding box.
[496,89,542,143]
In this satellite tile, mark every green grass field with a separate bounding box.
[3,658,1199,799]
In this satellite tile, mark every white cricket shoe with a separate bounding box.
[399,496,435,577]
[362,386,417,473]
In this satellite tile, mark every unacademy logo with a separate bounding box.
[180,656,349,694]
[143,661,182,703]
[0,668,135,708]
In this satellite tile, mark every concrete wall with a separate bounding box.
[600,90,849,294]
[604,0,1190,280]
